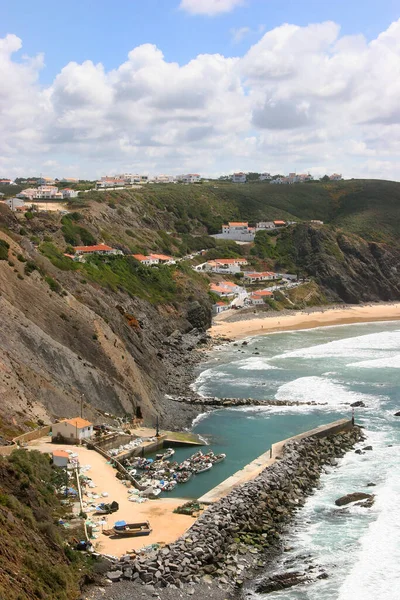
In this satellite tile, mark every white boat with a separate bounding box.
[141,487,161,499]
[194,463,213,474]
[212,453,226,464]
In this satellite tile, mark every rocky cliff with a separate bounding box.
[0,205,211,436]
[278,224,400,303]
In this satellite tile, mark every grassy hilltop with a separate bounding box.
[81,178,400,247]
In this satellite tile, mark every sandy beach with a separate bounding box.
[210,303,400,340]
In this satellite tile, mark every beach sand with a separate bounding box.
[210,303,400,340]
[29,440,194,556]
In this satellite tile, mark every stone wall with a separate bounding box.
[0,425,51,456]
[107,425,364,588]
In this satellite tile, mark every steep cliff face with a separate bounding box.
[0,219,211,435]
[286,224,400,303]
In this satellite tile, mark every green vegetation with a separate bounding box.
[61,214,96,246]
[39,242,79,271]
[0,450,93,600]
[45,275,62,294]
[0,239,9,260]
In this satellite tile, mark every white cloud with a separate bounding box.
[2,20,400,180]
[180,0,244,17]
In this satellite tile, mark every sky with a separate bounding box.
[1,0,400,180]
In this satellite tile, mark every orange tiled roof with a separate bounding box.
[150,254,172,261]
[74,244,113,253]
[61,417,92,428]
[229,222,248,226]
[132,254,149,261]
[53,450,69,458]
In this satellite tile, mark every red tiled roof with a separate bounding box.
[274,220,286,225]
[74,244,113,253]
[53,450,69,458]
[60,417,92,428]
[150,254,173,261]
[229,222,248,226]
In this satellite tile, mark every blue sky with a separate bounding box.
[3,0,398,83]
[1,0,400,179]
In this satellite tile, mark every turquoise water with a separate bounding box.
[169,320,400,599]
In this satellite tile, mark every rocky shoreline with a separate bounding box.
[87,425,365,600]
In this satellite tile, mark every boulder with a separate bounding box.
[394,411,400,417]
[335,492,373,506]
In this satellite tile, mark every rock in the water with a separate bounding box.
[366,482,376,487]
[335,493,373,506]
[363,445,373,451]
[256,572,310,593]
[394,411,400,417]
[351,401,366,408]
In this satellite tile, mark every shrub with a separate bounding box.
[45,276,61,294]
[17,253,26,262]
[0,239,9,260]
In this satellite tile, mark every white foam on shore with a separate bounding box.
[348,353,400,369]
[275,376,379,408]
[274,329,400,361]
[236,357,282,371]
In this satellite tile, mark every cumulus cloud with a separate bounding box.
[2,20,400,179]
[180,0,244,16]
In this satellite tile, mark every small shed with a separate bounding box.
[52,450,69,468]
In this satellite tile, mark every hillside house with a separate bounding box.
[213,301,230,315]
[259,173,272,181]
[74,244,121,259]
[273,220,286,227]
[52,418,93,443]
[210,281,242,297]
[243,271,278,284]
[52,450,69,467]
[329,173,343,181]
[0,179,12,185]
[248,290,273,305]
[61,188,79,199]
[38,177,55,185]
[5,197,25,211]
[232,172,246,183]
[256,221,275,230]
[17,186,63,200]
[132,254,159,266]
[150,254,175,265]
[178,174,201,184]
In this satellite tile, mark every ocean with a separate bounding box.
[169,320,400,599]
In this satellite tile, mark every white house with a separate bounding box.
[0,179,12,185]
[52,449,69,467]
[232,172,246,183]
[151,175,176,184]
[248,290,273,305]
[74,244,122,259]
[61,188,79,199]
[259,173,272,181]
[243,271,278,284]
[38,177,55,185]
[52,418,93,443]
[5,197,25,211]
[256,221,275,230]
[329,173,343,181]
[213,302,230,315]
[178,174,201,184]
[17,186,63,200]
[132,254,160,266]
[210,281,243,297]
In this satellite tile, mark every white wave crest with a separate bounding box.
[348,353,400,369]
[275,376,378,408]
[236,357,281,371]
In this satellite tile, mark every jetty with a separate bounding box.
[198,418,353,503]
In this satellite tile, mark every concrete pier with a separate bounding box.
[198,418,352,503]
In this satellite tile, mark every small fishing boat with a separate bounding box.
[113,520,152,537]
[194,462,213,474]
[141,487,161,499]
[95,501,119,515]
[212,453,226,464]
[156,448,175,460]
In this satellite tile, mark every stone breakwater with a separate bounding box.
[106,426,364,589]
[172,395,328,407]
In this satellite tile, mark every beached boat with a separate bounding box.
[95,501,119,515]
[141,487,161,499]
[194,462,213,474]
[113,520,152,537]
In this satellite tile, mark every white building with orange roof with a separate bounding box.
[150,253,176,265]
[52,449,69,467]
[52,417,93,443]
[243,271,279,284]
[73,244,122,260]
[232,172,246,183]
[132,254,160,266]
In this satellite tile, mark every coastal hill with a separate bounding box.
[0,178,400,437]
